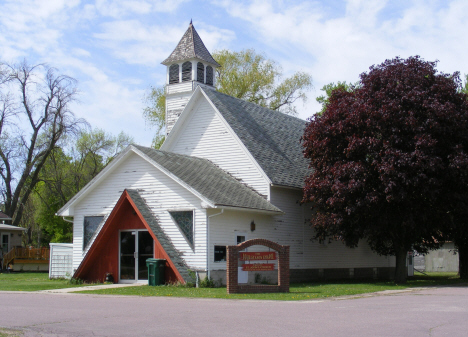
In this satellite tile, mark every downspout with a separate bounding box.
[207,209,224,281]
[62,217,74,223]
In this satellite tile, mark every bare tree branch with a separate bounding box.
[0,60,87,227]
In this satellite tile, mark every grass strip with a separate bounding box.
[77,272,466,301]
[0,272,98,291]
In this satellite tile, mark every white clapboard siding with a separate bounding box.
[166,93,192,111]
[270,187,394,269]
[208,209,275,271]
[166,82,193,95]
[166,89,194,134]
[72,152,207,272]
[207,187,394,272]
[168,99,270,197]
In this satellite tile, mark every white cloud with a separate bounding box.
[94,20,236,66]
[215,0,468,118]
[50,51,154,145]
[93,0,189,18]
[3,0,465,141]
[196,24,237,52]
[72,48,92,58]
[0,0,157,144]
[0,0,80,60]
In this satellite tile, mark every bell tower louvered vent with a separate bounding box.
[182,61,192,82]
[197,62,204,83]
[206,66,213,86]
[169,64,179,84]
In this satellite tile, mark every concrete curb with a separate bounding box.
[37,283,146,293]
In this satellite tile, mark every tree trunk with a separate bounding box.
[394,247,408,284]
[458,244,468,280]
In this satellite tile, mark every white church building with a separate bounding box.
[56,23,395,284]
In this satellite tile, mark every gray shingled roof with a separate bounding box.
[133,145,282,213]
[126,189,194,284]
[0,211,11,220]
[202,90,310,189]
[161,23,220,67]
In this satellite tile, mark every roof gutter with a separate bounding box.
[62,216,74,223]
[214,205,284,215]
[270,183,303,191]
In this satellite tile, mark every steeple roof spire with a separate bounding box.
[162,22,220,67]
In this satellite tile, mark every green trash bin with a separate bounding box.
[146,258,166,286]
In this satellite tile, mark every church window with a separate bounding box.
[182,61,192,82]
[197,62,204,83]
[169,64,179,84]
[169,211,194,246]
[214,246,226,262]
[206,66,213,86]
[83,216,104,250]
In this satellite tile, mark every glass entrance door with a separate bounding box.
[120,231,136,281]
[120,231,154,282]
[138,231,154,280]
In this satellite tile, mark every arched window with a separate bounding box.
[182,61,192,82]
[206,66,213,86]
[197,62,204,83]
[169,64,179,84]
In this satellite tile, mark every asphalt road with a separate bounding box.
[0,286,467,336]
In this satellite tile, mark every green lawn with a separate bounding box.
[0,271,464,299]
[0,272,97,291]
[77,272,466,301]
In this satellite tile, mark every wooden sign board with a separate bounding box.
[239,252,276,261]
[242,263,275,271]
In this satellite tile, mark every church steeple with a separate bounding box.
[162,22,220,67]
[163,22,219,136]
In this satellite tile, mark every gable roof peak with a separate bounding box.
[161,22,220,67]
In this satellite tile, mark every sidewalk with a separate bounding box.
[38,282,146,293]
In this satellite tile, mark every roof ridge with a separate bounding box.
[188,23,196,58]
[131,144,282,213]
[209,161,268,199]
[132,144,214,163]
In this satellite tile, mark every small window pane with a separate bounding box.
[197,62,204,83]
[170,211,193,246]
[237,236,246,245]
[206,66,213,86]
[169,64,179,84]
[182,61,192,82]
[83,216,104,250]
[214,246,226,262]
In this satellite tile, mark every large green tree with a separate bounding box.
[462,74,468,95]
[143,49,312,147]
[302,56,468,283]
[315,81,355,116]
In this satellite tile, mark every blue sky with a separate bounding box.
[1,0,467,146]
